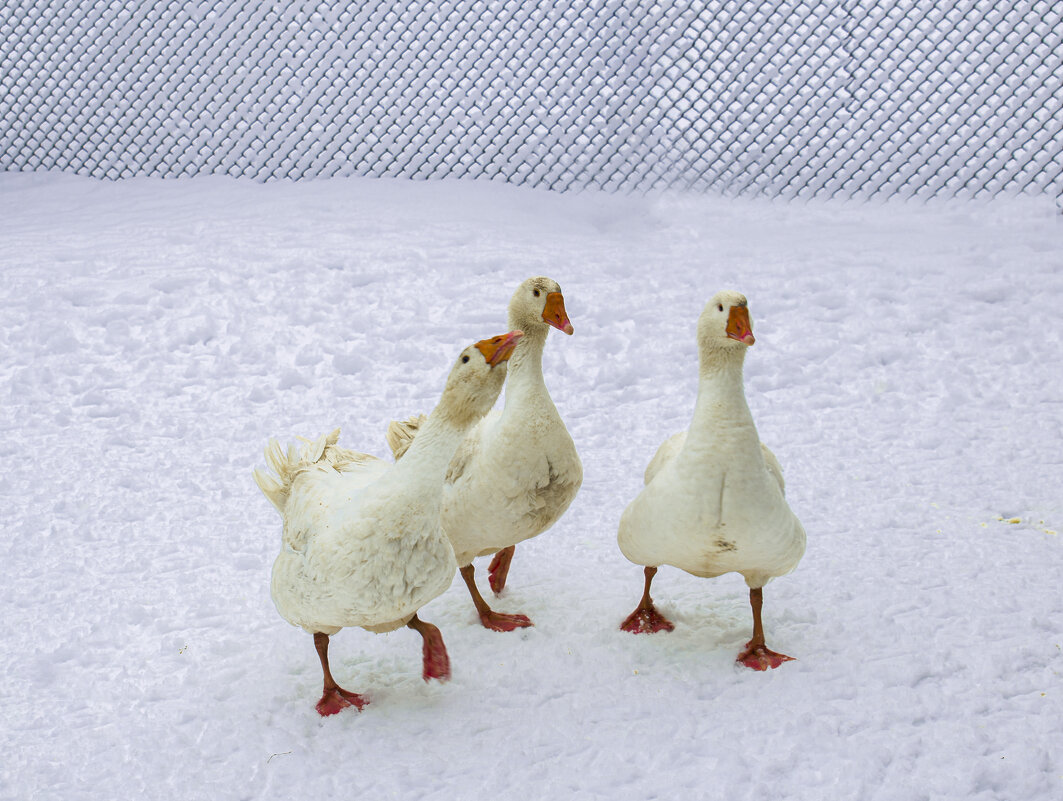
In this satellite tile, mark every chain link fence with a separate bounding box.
[2,0,1061,201]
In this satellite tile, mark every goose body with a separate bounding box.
[617,291,805,669]
[267,428,458,636]
[255,332,522,713]
[443,355,582,567]
[618,422,803,589]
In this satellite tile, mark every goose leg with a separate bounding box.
[313,632,368,716]
[736,587,795,670]
[487,545,515,595]
[620,566,675,633]
[460,564,533,632]
[406,614,451,682]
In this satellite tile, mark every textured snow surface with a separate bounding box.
[1,173,1061,800]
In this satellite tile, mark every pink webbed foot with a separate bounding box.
[479,609,534,633]
[417,621,451,682]
[622,567,673,633]
[620,604,675,634]
[737,642,795,671]
[487,546,515,595]
[458,564,532,632]
[315,687,368,716]
[407,614,451,681]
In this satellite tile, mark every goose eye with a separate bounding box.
[717,304,724,312]
[462,355,470,363]
[533,289,541,297]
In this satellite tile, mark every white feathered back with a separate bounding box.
[254,428,373,514]
[385,414,427,460]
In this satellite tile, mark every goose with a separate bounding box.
[254,331,523,715]
[617,291,805,670]
[387,277,582,631]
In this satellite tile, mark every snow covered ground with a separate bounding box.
[1,172,1061,800]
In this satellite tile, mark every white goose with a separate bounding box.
[254,331,523,715]
[388,277,582,631]
[617,291,805,670]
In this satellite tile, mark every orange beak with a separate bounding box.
[542,292,574,335]
[726,306,755,345]
[474,330,524,366]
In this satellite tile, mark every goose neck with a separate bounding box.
[391,413,466,489]
[690,352,753,430]
[503,326,549,401]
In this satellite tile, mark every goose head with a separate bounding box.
[439,330,524,425]
[697,291,755,356]
[508,277,574,336]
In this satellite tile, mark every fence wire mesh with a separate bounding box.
[2,1,1061,200]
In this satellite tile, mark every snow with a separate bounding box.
[1,172,1061,800]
